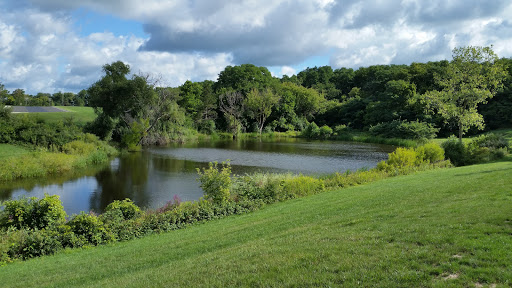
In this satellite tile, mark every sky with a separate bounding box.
[1,0,512,95]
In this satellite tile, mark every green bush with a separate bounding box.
[441,136,468,166]
[62,140,96,155]
[67,212,114,246]
[302,122,320,139]
[0,194,67,230]
[369,120,439,140]
[387,147,417,168]
[104,199,142,221]
[415,142,445,164]
[18,229,63,259]
[471,133,509,149]
[318,125,333,139]
[197,161,232,204]
[233,173,288,203]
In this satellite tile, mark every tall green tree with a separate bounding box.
[245,88,280,135]
[424,46,507,142]
[87,61,160,146]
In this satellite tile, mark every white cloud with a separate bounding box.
[1,0,512,94]
[281,66,296,77]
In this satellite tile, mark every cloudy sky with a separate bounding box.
[1,0,512,94]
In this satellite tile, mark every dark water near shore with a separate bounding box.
[0,139,395,215]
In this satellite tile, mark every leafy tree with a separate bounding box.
[245,88,280,135]
[215,64,276,95]
[0,83,9,104]
[479,57,512,129]
[281,82,325,121]
[219,91,245,137]
[178,80,203,119]
[76,90,88,106]
[424,46,507,142]
[87,61,160,146]
[11,89,27,105]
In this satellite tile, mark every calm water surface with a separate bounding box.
[0,139,395,215]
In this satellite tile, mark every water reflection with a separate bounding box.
[0,139,394,215]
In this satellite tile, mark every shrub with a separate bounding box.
[441,136,468,166]
[62,140,96,155]
[233,173,289,202]
[471,133,509,149]
[318,125,333,139]
[302,122,320,139]
[369,120,439,140]
[67,212,114,245]
[0,194,67,230]
[104,199,142,221]
[197,161,232,204]
[333,124,348,136]
[415,142,445,164]
[386,147,417,168]
[18,229,63,259]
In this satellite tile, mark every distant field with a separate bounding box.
[432,128,512,145]
[0,144,30,159]
[11,106,96,126]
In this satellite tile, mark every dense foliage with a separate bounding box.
[2,46,510,143]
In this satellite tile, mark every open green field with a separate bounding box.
[0,144,30,159]
[432,128,512,145]
[11,106,96,126]
[1,160,510,287]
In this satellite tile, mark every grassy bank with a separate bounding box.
[0,144,30,159]
[0,138,117,182]
[1,160,510,287]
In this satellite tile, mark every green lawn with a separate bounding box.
[1,161,510,287]
[432,128,512,145]
[0,144,30,159]
[11,106,96,126]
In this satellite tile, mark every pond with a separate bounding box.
[0,139,395,215]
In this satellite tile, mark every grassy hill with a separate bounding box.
[10,106,96,126]
[0,160,510,287]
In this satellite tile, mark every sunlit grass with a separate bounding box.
[0,144,30,159]
[11,106,96,126]
[1,161,510,287]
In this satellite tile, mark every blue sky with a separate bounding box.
[1,0,512,94]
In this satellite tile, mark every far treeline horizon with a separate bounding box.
[1,46,510,148]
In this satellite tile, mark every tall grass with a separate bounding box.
[0,138,117,182]
[0,144,30,159]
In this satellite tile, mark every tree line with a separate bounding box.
[1,46,510,148]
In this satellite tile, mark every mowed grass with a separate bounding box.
[11,106,96,126]
[433,128,512,145]
[0,144,30,159]
[1,161,511,287]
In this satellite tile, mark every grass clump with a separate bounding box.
[0,134,117,182]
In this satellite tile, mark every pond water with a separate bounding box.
[0,139,395,215]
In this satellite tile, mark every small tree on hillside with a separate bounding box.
[424,46,507,142]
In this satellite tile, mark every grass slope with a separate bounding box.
[0,144,30,159]
[11,106,96,126]
[1,161,511,287]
